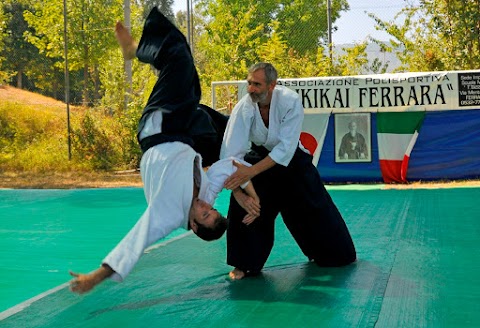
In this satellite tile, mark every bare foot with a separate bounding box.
[228,268,245,280]
[114,22,137,60]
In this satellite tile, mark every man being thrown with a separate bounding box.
[69,7,260,294]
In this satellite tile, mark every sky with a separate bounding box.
[172,0,418,45]
[331,0,414,44]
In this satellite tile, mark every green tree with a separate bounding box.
[199,0,350,56]
[139,0,175,21]
[0,1,43,89]
[275,0,348,55]
[370,0,480,72]
[257,21,333,78]
[24,0,124,105]
[197,0,349,74]
[0,4,10,84]
[195,0,368,105]
[197,1,264,79]
[333,42,370,76]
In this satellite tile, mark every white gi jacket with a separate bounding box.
[103,142,245,282]
[103,142,201,281]
[220,85,306,166]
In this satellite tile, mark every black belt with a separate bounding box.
[139,133,193,154]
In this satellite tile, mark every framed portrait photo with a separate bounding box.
[334,113,372,163]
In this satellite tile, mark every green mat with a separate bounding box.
[1,186,479,327]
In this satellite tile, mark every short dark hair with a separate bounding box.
[194,213,228,241]
[248,62,278,85]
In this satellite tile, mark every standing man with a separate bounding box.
[221,63,356,280]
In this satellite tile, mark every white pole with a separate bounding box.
[186,0,191,47]
[124,0,132,108]
[62,0,72,160]
[327,0,333,61]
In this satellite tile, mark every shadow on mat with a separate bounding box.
[88,261,371,318]
[225,261,361,305]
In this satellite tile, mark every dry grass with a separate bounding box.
[1,171,478,190]
[382,179,480,189]
[0,86,143,189]
[0,85,72,111]
[0,171,143,189]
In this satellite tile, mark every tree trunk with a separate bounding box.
[83,62,89,106]
[93,65,100,103]
[16,70,23,89]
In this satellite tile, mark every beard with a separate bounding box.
[249,90,268,103]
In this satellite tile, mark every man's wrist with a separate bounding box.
[97,264,114,281]
[232,188,245,199]
[249,166,258,178]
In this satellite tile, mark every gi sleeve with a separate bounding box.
[220,99,253,160]
[268,96,304,166]
[205,157,252,204]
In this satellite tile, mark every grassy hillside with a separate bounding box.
[0,85,141,174]
[0,85,68,111]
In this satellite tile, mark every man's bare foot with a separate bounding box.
[228,268,246,280]
[114,22,137,60]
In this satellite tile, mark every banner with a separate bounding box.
[276,70,480,113]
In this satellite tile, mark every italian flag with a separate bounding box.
[377,112,426,183]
